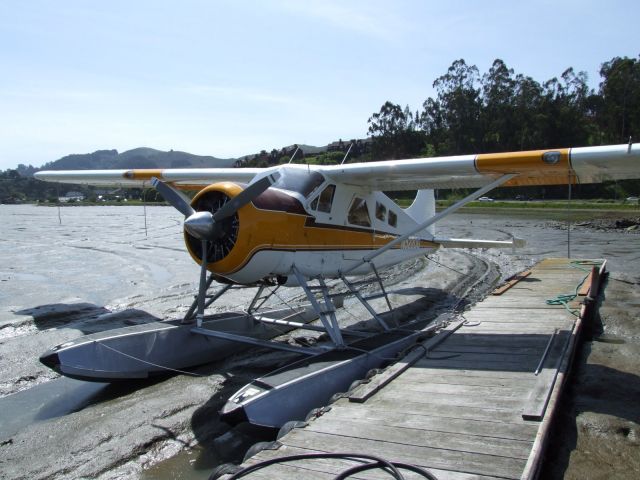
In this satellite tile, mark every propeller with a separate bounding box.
[151,171,280,242]
[151,171,280,326]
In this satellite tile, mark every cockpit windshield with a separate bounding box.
[271,167,325,197]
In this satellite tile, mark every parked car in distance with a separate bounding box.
[478,196,494,202]
[626,196,639,204]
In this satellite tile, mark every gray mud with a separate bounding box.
[0,204,638,479]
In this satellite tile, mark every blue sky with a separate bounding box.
[0,0,638,169]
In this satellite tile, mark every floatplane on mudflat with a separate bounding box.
[35,142,640,426]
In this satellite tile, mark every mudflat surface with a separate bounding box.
[0,204,638,479]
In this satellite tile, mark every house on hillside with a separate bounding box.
[326,138,372,156]
[59,191,85,202]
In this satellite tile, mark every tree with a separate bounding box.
[511,74,545,150]
[596,56,640,143]
[480,59,517,151]
[367,101,424,160]
[537,67,595,148]
[420,59,482,155]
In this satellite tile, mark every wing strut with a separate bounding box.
[343,173,517,274]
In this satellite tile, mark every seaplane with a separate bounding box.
[34,142,640,426]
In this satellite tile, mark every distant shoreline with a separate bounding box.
[7,199,640,210]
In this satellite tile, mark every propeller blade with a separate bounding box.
[213,172,279,221]
[151,177,195,217]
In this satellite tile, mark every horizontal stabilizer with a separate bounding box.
[435,237,526,249]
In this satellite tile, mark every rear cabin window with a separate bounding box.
[388,210,398,228]
[375,202,387,222]
[348,197,371,227]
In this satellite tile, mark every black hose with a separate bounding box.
[334,460,439,480]
[211,451,437,480]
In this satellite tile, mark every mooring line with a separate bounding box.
[96,341,205,377]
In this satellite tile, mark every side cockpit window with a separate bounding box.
[348,197,371,227]
[310,184,336,213]
[317,184,335,213]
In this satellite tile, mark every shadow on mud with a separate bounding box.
[0,375,169,439]
[38,377,170,422]
[15,303,163,334]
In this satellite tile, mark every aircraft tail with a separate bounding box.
[405,189,436,236]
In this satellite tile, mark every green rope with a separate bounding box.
[545,260,603,316]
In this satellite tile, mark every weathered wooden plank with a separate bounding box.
[400,366,538,380]
[349,320,466,403]
[371,387,525,410]
[432,334,552,347]
[521,331,572,420]
[343,396,528,424]
[453,326,571,335]
[473,298,579,309]
[492,270,532,295]
[388,378,531,397]
[421,351,542,364]
[460,311,574,321]
[413,358,538,372]
[577,268,595,296]
[229,462,332,479]
[397,369,536,388]
[434,344,549,355]
[282,429,527,478]
[322,405,539,440]
[304,417,533,459]
[494,288,584,298]
[416,351,540,369]
[460,317,572,326]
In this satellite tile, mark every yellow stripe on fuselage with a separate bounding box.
[475,148,575,186]
[184,187,438,276]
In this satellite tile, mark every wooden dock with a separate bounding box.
[226,258,606,479]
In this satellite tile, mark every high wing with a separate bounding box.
[320,144,640,190]
[34,143,640,189]
[33,167,262,188]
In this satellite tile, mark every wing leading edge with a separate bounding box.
[34,143,640,190]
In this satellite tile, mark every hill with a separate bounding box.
[38,147,236,171]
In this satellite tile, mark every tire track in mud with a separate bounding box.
[451,250,501,305]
